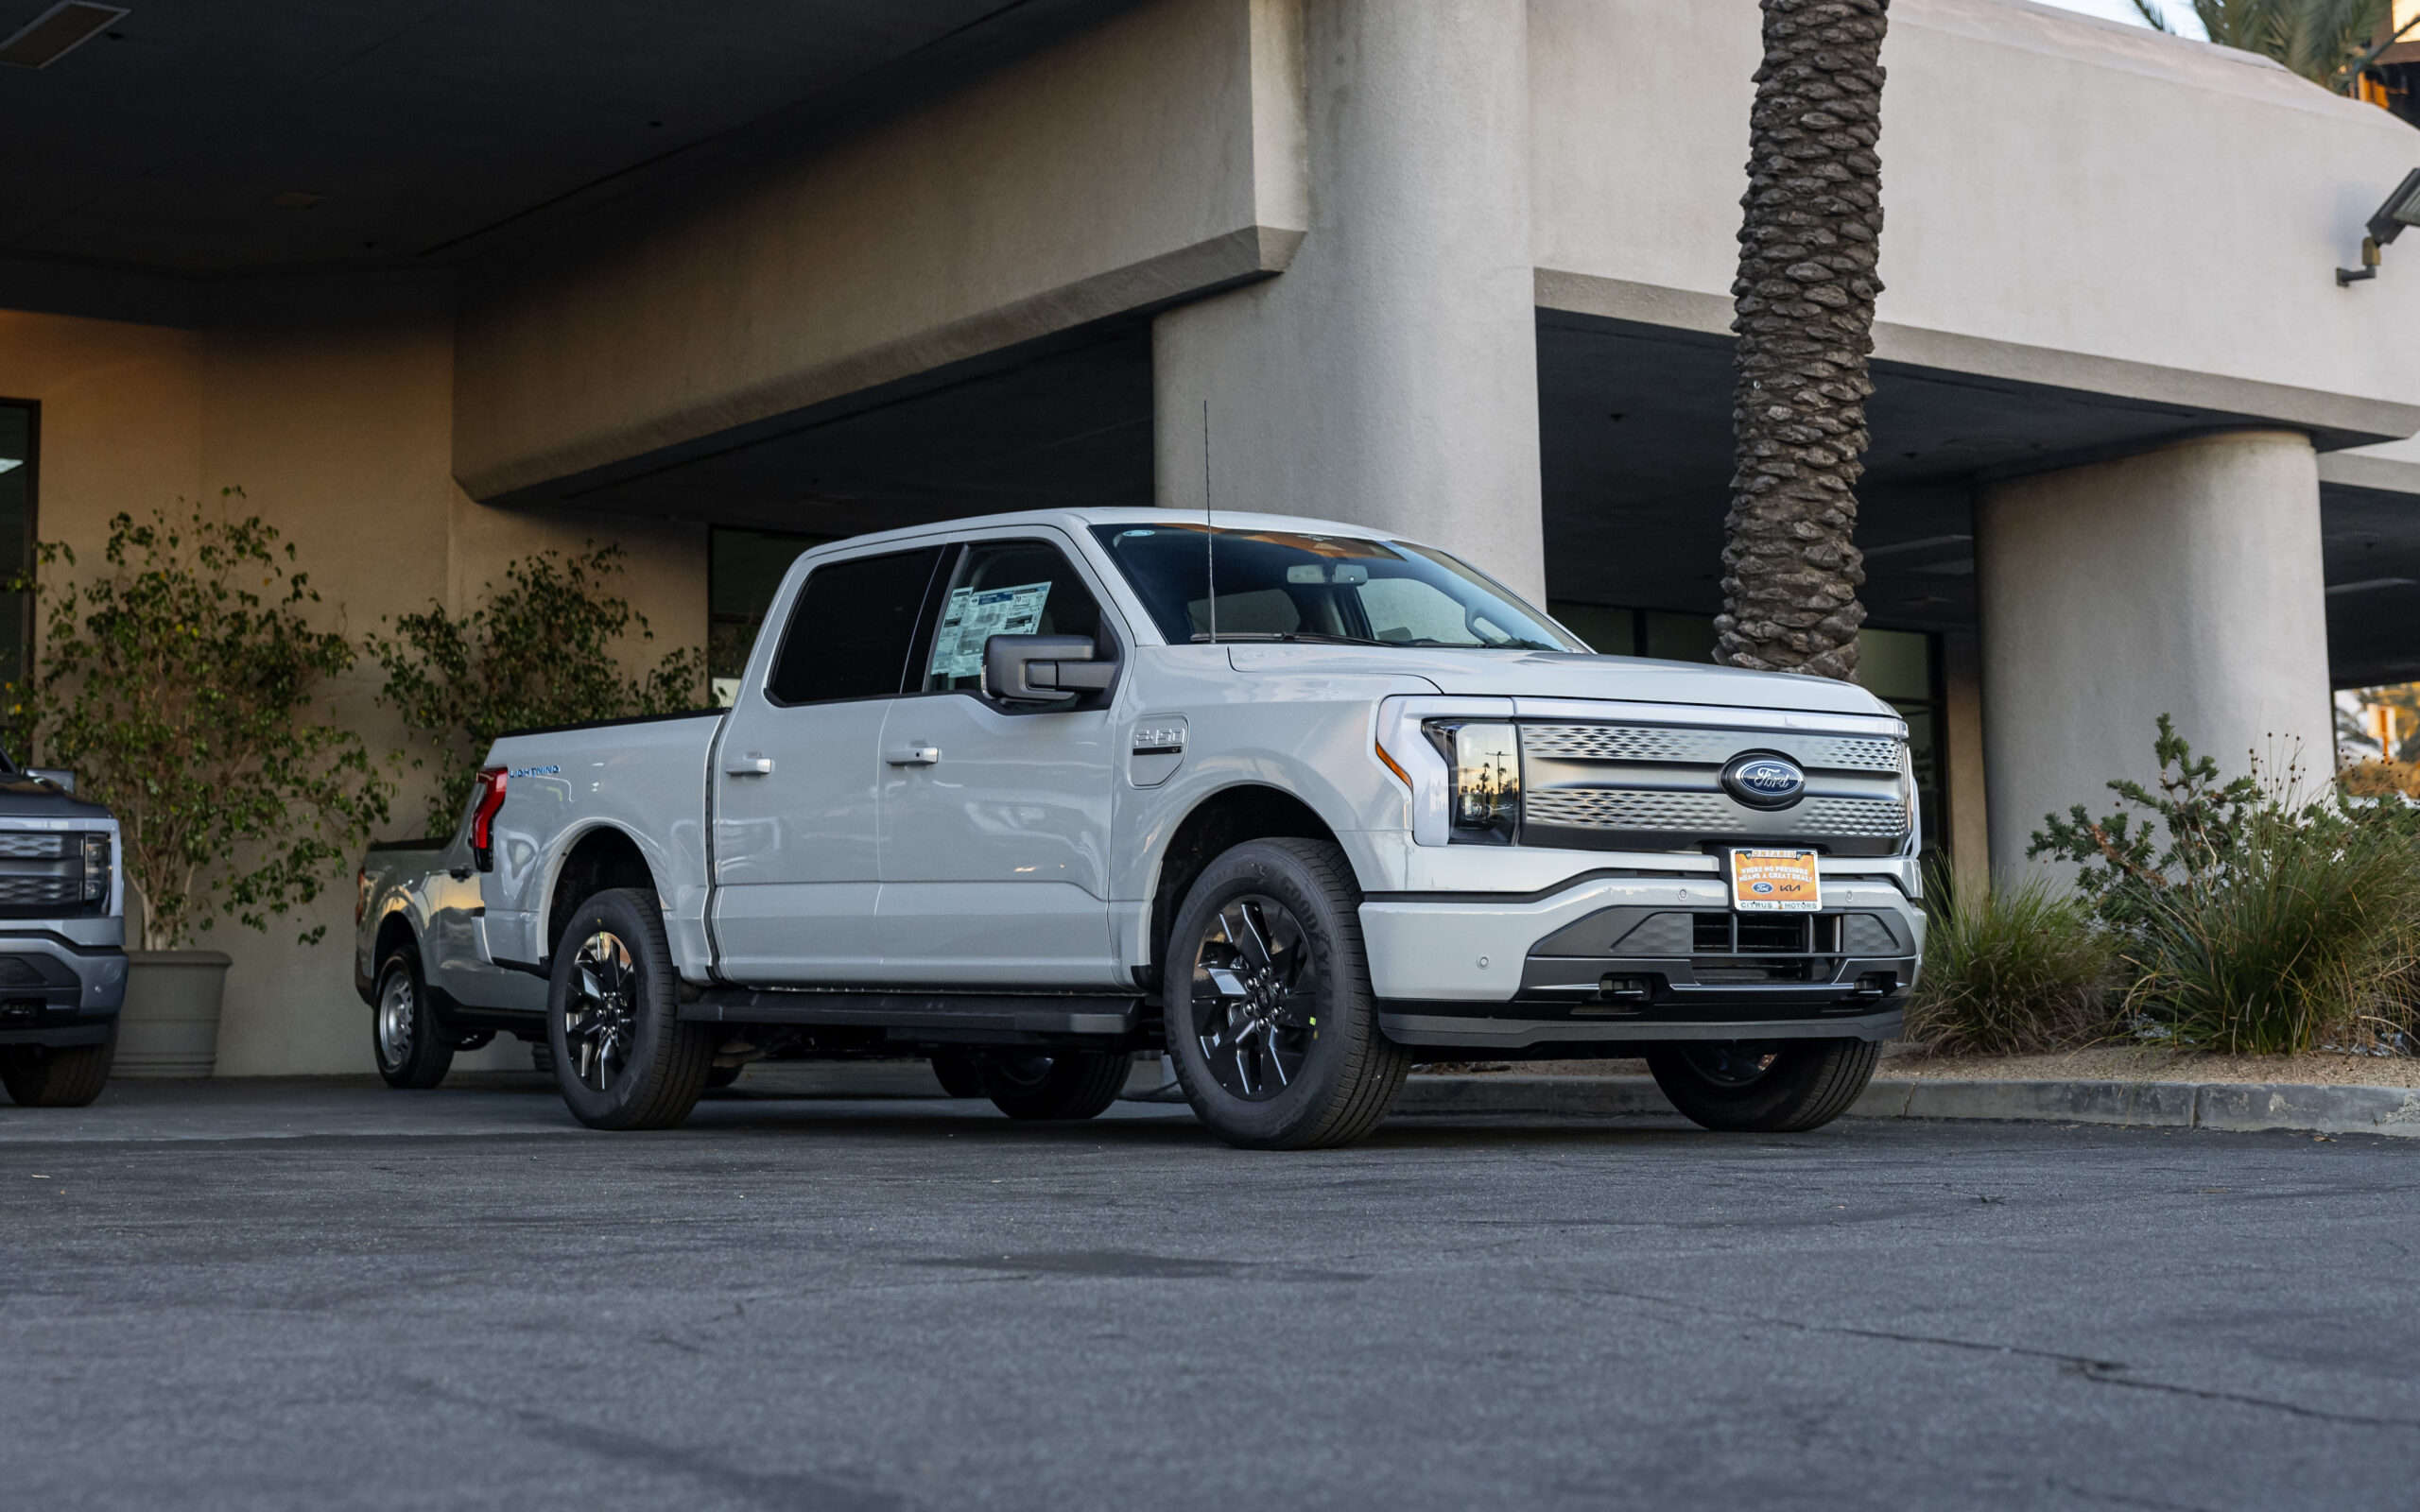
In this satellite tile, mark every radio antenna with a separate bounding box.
[1202,398,1218,644]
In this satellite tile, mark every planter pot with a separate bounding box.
[114,951,233,1079]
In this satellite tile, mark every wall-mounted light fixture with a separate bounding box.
[2339,168,2420,285]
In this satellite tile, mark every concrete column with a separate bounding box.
[1975,430,2333,877]
[1151,0,1546,602]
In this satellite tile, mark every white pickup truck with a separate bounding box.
[354,507,1922,1148]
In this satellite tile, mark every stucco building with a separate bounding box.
[4,0,2417,1074]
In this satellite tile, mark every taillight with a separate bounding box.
[470,766,509,870]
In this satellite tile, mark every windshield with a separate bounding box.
[1091,524,1579,651]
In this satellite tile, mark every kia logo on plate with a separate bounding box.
[1720,752,1807,810]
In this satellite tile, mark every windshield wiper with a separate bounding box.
[1190,631,1391,646]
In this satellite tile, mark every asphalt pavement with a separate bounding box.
[2,1078,2415,1511]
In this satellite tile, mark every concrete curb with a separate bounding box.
[1393,1074,2420,1139]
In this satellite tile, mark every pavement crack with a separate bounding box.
[2059,1361,2420,1430]
[2045,1477,2219,1512]
[398,1376,902,1509]
[1576,1286,2420,1432]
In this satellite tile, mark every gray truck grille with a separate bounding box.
[1516,720,1910,855]
[0,875,81,907]
[0,833,68,860]
[1525,789,1909,838]
[1520,725,1902,773]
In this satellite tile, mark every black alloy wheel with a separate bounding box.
[1644,1037,1880,1133]
[1164,837,1409,1150]
[544,887,714,1131]
[1191,895,1314,1101]
[372,947,454,1090]
[562,929,639,1094]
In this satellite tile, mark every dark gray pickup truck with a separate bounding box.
[0,755,127,1108]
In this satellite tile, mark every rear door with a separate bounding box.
[874,532,1125,988]
[710,543,945,984]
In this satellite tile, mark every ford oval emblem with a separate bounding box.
[1720,752,1807,810]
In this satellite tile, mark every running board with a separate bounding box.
[683,990,1138,1038]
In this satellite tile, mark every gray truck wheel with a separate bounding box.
[976,1050,1128,1120]
[1644,1038,1879,1133]
[0,1022,115,1108]
[1165,837,1409,1150]
[372,948,454,1090]
[546,887,715,1131]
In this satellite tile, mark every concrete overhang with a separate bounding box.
[0,0,1143,283]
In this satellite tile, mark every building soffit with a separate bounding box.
[1534,268,2420,465]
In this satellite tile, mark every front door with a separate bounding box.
[711,543,945,985]
[875,535,1124,988]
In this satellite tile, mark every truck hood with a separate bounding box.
[0,772,112,820]
[1224,645,1896,718]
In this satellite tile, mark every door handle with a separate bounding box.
[724,752,774,777]
[885,744,941,765]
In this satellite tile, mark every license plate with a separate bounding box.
[1729,848,1821,912]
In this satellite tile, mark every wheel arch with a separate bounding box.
[1142,783,1342,992]
[372,909,420,977]
[543,824,662,963]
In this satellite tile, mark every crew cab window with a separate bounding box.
[765,546,943,705]
[922,540,1105,694]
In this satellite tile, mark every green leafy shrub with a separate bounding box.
[367,543,706,836]
[1906,869,2118,1054]
[7,495,393,950]
[2031,715,2420,1056]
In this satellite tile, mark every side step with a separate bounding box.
[683,989,1139,1039]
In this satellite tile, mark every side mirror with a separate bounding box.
[983,634,1116,704]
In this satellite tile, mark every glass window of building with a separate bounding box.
[0,404,32,701]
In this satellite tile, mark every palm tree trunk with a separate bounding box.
[1717,0,1889,681]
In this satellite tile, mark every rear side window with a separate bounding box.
[765,546,942,705]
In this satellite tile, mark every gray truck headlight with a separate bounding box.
[1425,720,1521,844]
[80,833,111,902]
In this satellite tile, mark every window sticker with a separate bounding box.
[929,580,1053,679]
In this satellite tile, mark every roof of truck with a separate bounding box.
[799,507,1456,557]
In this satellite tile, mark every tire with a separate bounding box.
[1644,1038,1879,1133]
[371,947,454,1090]
[0,1022,116,1108]
[1165,837,1409,1150]
[975,1050,1129,1120]
[545,887,715,1131]
[929,1051,985,1099]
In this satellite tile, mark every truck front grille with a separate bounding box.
[1523,788,1909,841]
[1521,725,1902,772]
[0,831,107,919]
[0,874,82,909]
[1517,720,1911,857]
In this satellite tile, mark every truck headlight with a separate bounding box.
[79,833,110,902]
[1425,720,1521,844]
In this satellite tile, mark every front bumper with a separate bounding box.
[1358,870,1920,1050]
[0,930,129,1048]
